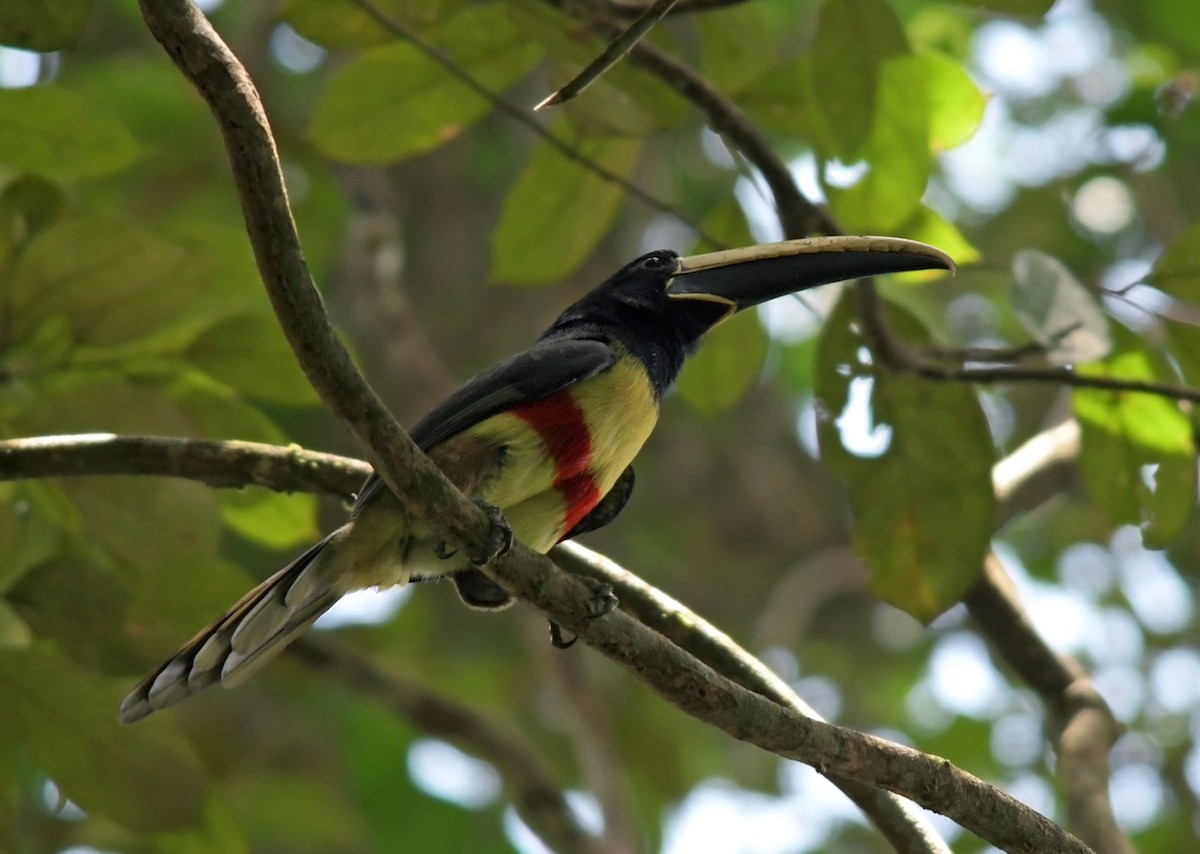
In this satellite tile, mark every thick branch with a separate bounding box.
[965,556,1130,854]
[553,543,951,854]
[978,423,1131,853]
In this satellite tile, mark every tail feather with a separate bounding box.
[118,538,339,724]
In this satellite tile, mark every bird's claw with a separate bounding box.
[549,578,619,650]
[468,500,513,567]
[580,578,618,617]
[549,621,576,649]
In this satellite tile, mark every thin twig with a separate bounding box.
[620,38,833,239]
[546,0,831,239]
[914,361,1200,403]
[346,0,721,248]
[0,434,366,498]
[535,0,679,110]
[601,0,757,16]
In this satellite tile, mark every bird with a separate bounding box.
[118,235,953,723]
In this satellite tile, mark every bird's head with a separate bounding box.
[552,235,955,355]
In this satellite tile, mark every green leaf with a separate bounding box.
[185,314,318,405]
[917,49,987,152]
[8,555,139,672]
[1072,328,1196,545]
[228,776,370,849]
[490,127,642,285]
[676,311,769,415]
[309,5,542,163]
[1150,220,1200,304]
[1162,320,1200,385]
[283,0,462,49]
[697,3,790,95]
[1011,249,1111,363]
[816,293,995,621]
[8,215,193,348]
[827,54,931,233]
[0,490,62,593]
[0,174,68,278]
[890,204,981,280]
[66,476,222,578]
[220,489,318,550]
[0,87,139,180]
[810,0,909,158]
[156,797,249,854]
[0,600,30,650]
[166,371,291,443]
[939,0,1055,15]
[0,0,92,51]
[0,649,207,832]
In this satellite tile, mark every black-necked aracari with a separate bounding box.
[119,235,953,723]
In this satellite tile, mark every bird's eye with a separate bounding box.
[641,253,669,269]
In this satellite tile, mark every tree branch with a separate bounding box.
[965,556,1130,854]
[535,0,679,110]
[0,434,366,498]
[128,5,1089,850]
[553,542,951,854]
[914,361,1200,404]
[3,429,1087,851]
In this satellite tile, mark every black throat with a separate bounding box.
[541,299,724,399]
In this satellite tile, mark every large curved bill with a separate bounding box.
[667,236,955,311]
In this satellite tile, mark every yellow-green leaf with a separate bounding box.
[677,311,769,415]
[1073,328,1196,545]
[816,293,995,621]
[0,87,138,180]
[827,54,931,233]
[0,649,207,832]
[220,489,318,550]
[8,215,192,348]
[811,0,909,158]
[185,314,318,406]
[309,5,542,163]
[917,49,987,152]
[491,128,642,285]
[1151,220,1200,304]
[0,0,91,52]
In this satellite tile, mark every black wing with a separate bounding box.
[351,337,616,513]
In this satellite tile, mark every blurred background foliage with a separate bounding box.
[1,0,1199,850]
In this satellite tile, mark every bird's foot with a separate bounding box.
[433,501,512,566]
[580,577,618,617]
[468,499,513,567]
[549,578,618,649]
